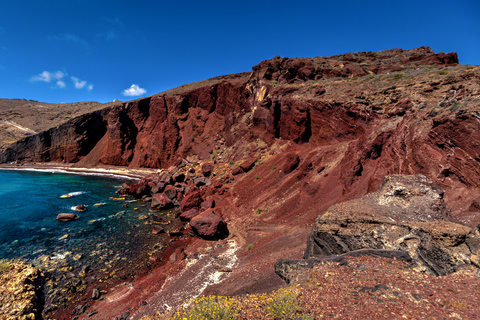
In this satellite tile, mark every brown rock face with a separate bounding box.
[303,175,479,276]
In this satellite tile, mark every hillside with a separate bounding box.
[0,99,122,151]
[2,46,480,319]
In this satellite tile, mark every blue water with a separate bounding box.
[0,169,175,271]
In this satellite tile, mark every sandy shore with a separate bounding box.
[0,162,160,180]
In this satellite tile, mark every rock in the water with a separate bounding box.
[151,192,173,211]
[56,213,79,222]
[189,209,228,240]
[303,174,480,276]
[74,204,86,212]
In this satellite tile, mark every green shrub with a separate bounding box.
[247,244,254,250]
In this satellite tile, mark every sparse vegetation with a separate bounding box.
[438,70,449,75]
[255,175,260,179]
[0,259,11,274]
[174,295,239,320]
[247,244,254,250]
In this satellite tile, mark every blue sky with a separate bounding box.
[1,0,479,103]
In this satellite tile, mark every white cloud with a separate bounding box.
[87,84,93,91]
[71,76,86,89]
[122,84,146,97]
[31,71,66,88]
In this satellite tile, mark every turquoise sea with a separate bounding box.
[0,169,171,273]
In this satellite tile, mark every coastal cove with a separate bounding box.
[0,168,185,316]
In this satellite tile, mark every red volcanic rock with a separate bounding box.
[232,167,243,175]
[128,181,151,198]
[180,188,203,211]
[56,213,79,222]
[151,192,173,211]
[239,158,258,172]
[200,197,216,211]
[179,208,200,221]
[201,162,214,177]
[164,184,177,200]
[189,209,228,240]
[282,153,300,174]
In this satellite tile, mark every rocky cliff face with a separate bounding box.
[3,46,478,222]
[3,46,480,317]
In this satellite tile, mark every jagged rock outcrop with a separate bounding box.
[297,175,480,277]
[0,262,44,320]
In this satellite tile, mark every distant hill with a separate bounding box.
[0,99,121,150]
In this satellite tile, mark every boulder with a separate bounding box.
[164,184,177,200]
[239,157,258,172]
[201,162,214,177]
[303,174,479,276]
[194,176,211,187]
[179,208,200,221]
[151,192,173,211]
[128,181,151,198]
[189,209,228,240]
[56,213,79,222]
[200,198,216,211]
[180,188,203,211]
[74,204,87,212]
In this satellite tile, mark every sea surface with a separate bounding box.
[0,169,174,273]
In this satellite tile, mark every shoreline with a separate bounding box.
[0,162,161,180]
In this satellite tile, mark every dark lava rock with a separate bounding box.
[189,208,228,240]
[303,174,480,276]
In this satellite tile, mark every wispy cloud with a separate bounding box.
[31,71,65,84]
[71,76,86,89]
[31,71,93,91]
[71,76,94,91]
[122,84,146,97]
[47,33,90,49]
[96,30,119,41]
